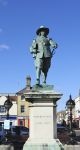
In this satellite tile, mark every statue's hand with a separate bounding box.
[30,47,37,54]
[32,53,36,58]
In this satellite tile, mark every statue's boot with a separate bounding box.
[42,81,46,86]
[36,79,40,85]
[42,73,47,85]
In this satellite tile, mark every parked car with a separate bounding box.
[11,126,29,136]
[57,123,67,133]
[0,126,6,142]
[20,126,29,136]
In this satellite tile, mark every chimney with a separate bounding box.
[26,75,31,89]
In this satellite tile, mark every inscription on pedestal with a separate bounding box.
[33,115,52,125]
[30,106,53,139]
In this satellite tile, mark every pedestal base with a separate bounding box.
[23,86,63,150]
[23,138,64,150]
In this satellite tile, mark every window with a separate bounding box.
[21,95,25,101]
[0,106,6,112]
[21,105,25,113]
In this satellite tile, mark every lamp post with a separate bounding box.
[66,95,78,145]
[4,95,13,120]
[66,95,75,132]
[3,95,13,143]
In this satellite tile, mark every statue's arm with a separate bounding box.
[49,38,58,57]
[30,39,38,58]
[49,38,58,49]
[30,39,37,54]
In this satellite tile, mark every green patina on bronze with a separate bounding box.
[32,84,53,91]
[30,26,58,86]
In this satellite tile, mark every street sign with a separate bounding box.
[4,120,10,129]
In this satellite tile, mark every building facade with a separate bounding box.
[17,76,31,128]
[17,89,30,128]
[74,96,80,128]
[0,94,17,126]
[57,110,66,124]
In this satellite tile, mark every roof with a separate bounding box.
[8,96,17,101]
[0,93,16,96]
[16,87,32,95]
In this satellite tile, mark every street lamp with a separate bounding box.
[3,95,13,143]
[4,95,13,120]
[66,95,75,132]
[66,95,78,145]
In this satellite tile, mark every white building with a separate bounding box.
[0,94,17,126]
[74,96,80,128]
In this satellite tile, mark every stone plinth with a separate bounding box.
[0,145,14,150]
[23,139,63,150]
[23,85,63,150]
[64,145,80,150]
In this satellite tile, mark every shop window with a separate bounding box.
[0,106,6,112]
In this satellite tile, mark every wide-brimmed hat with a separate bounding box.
[36,26,49,35]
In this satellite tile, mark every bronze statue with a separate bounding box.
[30,26,58,85]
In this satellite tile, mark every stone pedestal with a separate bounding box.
[23,85,64,150]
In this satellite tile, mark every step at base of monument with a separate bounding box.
[23,138,64,150]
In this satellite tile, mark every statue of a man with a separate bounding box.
[30,26,58,85]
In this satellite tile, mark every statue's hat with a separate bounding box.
[36,26,49,35]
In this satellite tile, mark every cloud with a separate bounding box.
[0,44,10,50]
[0,0,8,6]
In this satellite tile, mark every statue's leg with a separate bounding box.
[35,57,41,85]
[35,57,43,85]
[42,59,47,85]
[42,57,51,85]
[42,72,47,85]
[36,67,41,85]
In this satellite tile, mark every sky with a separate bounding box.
[0,0,80,111]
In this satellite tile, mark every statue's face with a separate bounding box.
[40,31,46,36]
